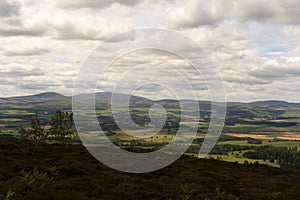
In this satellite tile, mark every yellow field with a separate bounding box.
[224,132,300,141]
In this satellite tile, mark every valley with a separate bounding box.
[1,92,300,169]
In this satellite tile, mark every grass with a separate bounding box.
[217,140,300,151]
[0,130,18,135]
[270,141,300,149]
[280,109,300,118]
[1,118,24,122]
[206,150,280,168]
[223,126,261,133]
[0,110,34,115]
[217,140,262,146]
[255,126,300,132]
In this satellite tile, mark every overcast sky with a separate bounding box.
[0,0,299,102]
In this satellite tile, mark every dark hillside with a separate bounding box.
[0,138,299,200]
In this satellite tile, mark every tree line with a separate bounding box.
[18,110,74,144]
[243,146,300,169]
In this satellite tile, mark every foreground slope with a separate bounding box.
[0,138,299,200]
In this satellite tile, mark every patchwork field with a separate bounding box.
[1,92,300,169]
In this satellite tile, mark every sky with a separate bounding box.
[0,0,299,102]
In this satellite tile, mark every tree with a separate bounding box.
[50,110,74,144]
[29,115,47,144]
[18,125,27,140]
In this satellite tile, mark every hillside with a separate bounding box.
[0,92,70,104]
[250,100,300,108]
[0,138,299,200]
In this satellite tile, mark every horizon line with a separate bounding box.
[1,91,300,104]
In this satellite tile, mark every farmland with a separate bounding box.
[0,92,300,169]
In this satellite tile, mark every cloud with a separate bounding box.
[165,0,300,28]
[0,17,48,37]
[248,58,300,79]
[0,0,19,17]
[0,60,78,96]
[179,21,250,61]
[0,37,54,57]
[283,25,300,56]
[54,0,140,9]
[0,0,298,102]
[4,49,50,57]
[230,0,300,24]
[230,0,280,22]
[0,8,134,40]
[165,0,226,27]
[50,14,134,40]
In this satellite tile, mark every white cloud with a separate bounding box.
[1,37,51,56]
[284,25,300,56]
[0,1,135,40]
[178,21,250,62]
[165,0,226,27]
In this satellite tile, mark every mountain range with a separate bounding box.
[0,92,300,109]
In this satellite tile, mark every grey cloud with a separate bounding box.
[165,0,300,28]
[0,78,16,85]
[231,0,300,24]
[0,29,44,37]
[56,0,140,9]
[0,69,45,77]
[18,84,49,90]
[230,0,279,22]
[248,60,300,80]
[223,75,272,85]
[0,20,46,37]
[249,68,300,79]
[0,0,19,17]
[0,8,133,39]
[4,49,50,57]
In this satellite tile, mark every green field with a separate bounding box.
[205,150,279,167]
[1,118,24,122]
[217,140,300,150]
[1,96,300,170]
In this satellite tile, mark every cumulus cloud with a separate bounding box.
[179,22,250,61]
[0,3,134,39]
[0,16,48,37]
[218,57,300,101]
[248,58,300,79]
[0,36,58,58]
[50,14,133,40]
[165,0,300,28]
[165,0,226,27]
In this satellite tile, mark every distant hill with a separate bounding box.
[0,92,152,105]
[1,92,300,107]
[1,92,300,120]
[0,92,70,104]
[250,100,300,108]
